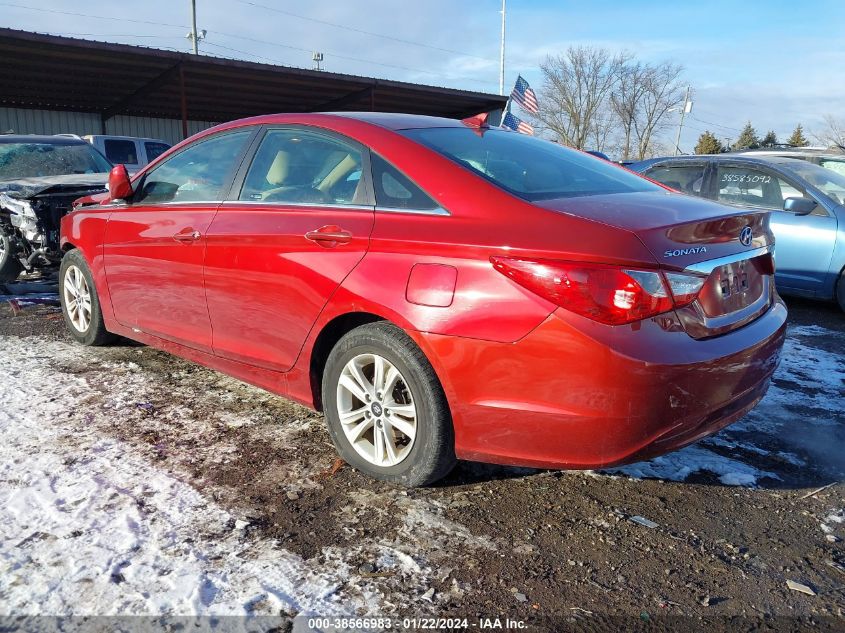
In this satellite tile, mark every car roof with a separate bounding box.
[630,153,841,183]
[84,134,170,143]
[0,134,87,145]
[732,146,839,155]
[326,112,467,130]
[730,149,845,160]
[226,111,467,131]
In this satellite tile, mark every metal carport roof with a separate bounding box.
[0,28,506,138]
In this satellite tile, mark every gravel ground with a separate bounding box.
[0,291,843,630]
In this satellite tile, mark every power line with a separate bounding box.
[236,0,497,63]
[38,32,181,39]
[689,115,742,134]
[3,2,497,89]
[0,2,187,29]
[210,33,495,87]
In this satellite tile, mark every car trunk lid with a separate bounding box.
[537,191,776,338]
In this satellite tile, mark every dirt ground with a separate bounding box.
[0,292,843,631]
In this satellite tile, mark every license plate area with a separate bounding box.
[719,263,749,298]
[698,257,766,318]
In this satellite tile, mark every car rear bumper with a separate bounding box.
[417,299,787,469]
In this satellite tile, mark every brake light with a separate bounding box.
[490,257,705,325]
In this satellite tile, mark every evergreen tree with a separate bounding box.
[761,130,778,147]
[695,130,724,154]
[732,122,760,150]
[787,124,809,147]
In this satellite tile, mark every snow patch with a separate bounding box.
[606,322,844,486]
[609,445,778,486]
[0,336,367,616]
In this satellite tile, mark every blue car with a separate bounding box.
[629,154,845,311]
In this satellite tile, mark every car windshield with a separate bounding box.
[401,127,660,201]
[818,157,845,177]
[0,142,112,180]
[785,160,845,205]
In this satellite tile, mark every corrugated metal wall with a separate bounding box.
[0,107,219,145]
[104,115,219,144]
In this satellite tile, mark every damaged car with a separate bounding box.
[0,134,111,282]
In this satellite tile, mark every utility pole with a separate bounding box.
[499,0,506,96]
[674,85,692,155]
[190,0,199,54]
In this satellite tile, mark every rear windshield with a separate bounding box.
[401,127,660,201]
[0,142,112,180]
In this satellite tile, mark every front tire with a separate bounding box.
[59,250,115,346]
[837,272,845,313]
[0,228,23,283]
[322,322,456,487]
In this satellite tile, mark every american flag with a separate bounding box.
[502,111,534,135]
[510,75,539,114]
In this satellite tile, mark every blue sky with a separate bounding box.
[2,0,842,151]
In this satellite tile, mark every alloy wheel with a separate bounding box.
[336,353,417,467]
[63,265,92,333]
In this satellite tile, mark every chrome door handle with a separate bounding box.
[174,230,201,243]
[305,225,352,246]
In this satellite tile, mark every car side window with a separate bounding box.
[239,129,365,205]
[716,165,802,211]
[134,131,251,205]
[645,164,705,196]
[371,154,439,210]
[103,139,138,165]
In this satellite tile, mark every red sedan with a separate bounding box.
[59,113,786,486]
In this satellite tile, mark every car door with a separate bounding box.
[712,161,837,294]
[103,129,255,352]
[204,126,375,371]
[641,160,710,197]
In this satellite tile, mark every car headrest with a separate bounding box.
[267,150,291,185]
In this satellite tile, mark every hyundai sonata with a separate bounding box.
[60,113,786,486]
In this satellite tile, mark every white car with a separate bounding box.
[83,135,171,174]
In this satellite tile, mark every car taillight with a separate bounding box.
[664,272,706,307]
[490,257,705,325]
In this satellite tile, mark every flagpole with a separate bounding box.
[499,0,506,96]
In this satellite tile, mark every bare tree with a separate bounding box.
[534,47,683,158]
[812,114,845,150]
[535,47,629,150]
[610,61,650,160]
[588,107,616,154]
[632,62,684,160]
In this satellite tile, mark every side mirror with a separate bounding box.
[108,164,133,202]
[783,196,817,216]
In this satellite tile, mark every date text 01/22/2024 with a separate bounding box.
[304,617,528,630]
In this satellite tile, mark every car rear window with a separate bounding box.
[400,127,659,201]
[144,142,171,162]
[645,164,705,195]
[103,139,138,165]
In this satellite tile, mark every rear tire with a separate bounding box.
[837,272,845,313]
[321,322,456,487]
[0,228,23,284]
[59,249,116,346]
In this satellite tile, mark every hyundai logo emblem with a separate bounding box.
[739,226,753,247]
